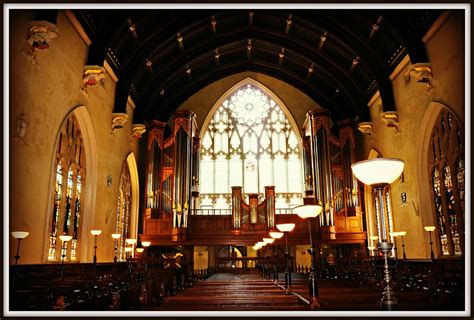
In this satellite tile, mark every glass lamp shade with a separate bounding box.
[124,247,133,252]
[389,231,401,237]
[141,241,151,247]
[11,231,29,239]
[399,231,407,236]
[351,158,404,185]
[59,235,73,242]
[369,235,379,241]
[258,241,267,247]
[136,248,144,253]
[276,223,296,233]
[126,238,137,245]
[424,226,435,232]
[367,246,376,251]
[293,204,323,219]
[90,230,102,236]
[269,231,284,239]
[263,238,275,244]
[111,233,121,239]
[252,245,259,251]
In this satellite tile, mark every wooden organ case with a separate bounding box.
[140,110,366,249]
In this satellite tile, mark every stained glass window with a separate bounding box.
[49,163,63,260]
[116,162,131,261]
[199,84,303,210]
[430,110,464,256]
[48,114,85,261]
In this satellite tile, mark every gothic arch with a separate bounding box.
[125,152,140,240]
[416,101,465,257]
[200,77,302,144]
[44,105,98,262]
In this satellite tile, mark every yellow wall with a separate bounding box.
[8,10,465,264]
[193,246,209,270]
[295,244,311,268]
[9,10,141,264]
[358,11,465,259]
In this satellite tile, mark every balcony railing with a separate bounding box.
[191,208,295,216]
[276,208,294,215]
[192,209,232,216]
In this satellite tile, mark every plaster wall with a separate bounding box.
[9,10,141,264]
[295,244,311,268]
[193,246,209,270]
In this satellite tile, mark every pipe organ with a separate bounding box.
[141,110,364,246]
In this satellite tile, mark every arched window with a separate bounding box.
[429,110,464,256]
[199,83,303,209]
[49,114,85,261]
[115,162,132,261]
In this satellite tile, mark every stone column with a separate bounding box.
[307,110,334,227]
[173,110,196,230]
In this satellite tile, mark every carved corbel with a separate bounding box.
[111,113,128,134]
[381,111,400,134]
[82,65,106,94]
[131,124,147,139]
[24,21,59,64]
[405,63,433,90]
[357,122,373,135]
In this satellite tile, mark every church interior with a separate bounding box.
[6,6,469,315]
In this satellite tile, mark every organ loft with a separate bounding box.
[7,6,468,316]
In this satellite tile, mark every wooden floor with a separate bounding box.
[149,272,465,312]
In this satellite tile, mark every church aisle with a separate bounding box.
[151,273,311,311]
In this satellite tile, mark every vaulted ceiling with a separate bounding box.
[72,9,441,125]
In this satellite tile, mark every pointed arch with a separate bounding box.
[200,77,302,143]
[198,78,304,209]
[126,152,140,240]
[44,105,98,262]
[416,102,465,257]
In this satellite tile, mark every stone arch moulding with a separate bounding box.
[199,77,303,145]
[415,101,464,258]
[125,152,140,240]
[43,105,98,263]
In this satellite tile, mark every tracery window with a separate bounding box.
[199,84,303,210]
[430,110,464,256]
[48,114,85,261]
[115,162,132,261]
